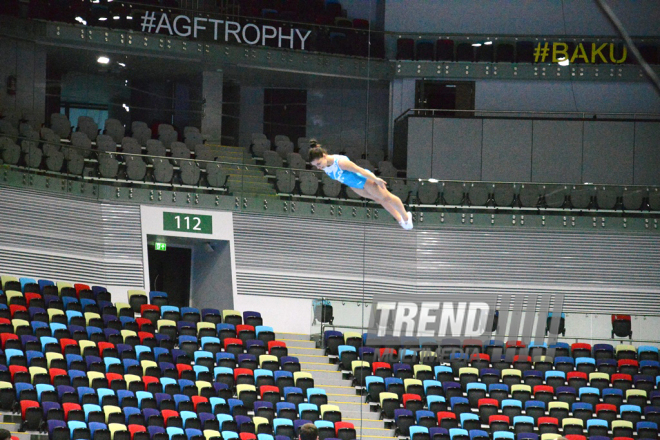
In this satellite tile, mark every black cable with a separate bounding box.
[595,0,660,96]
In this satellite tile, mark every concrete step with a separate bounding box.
[281,339,317,349]
[354,427,396,439]
[304,370,344,383]
[291,354,330,364]
[300,361,339,371]
[316,377,356,387]
[317,384,359,396]
[340,408,382,421]
[276,333,311,341]
[289,349,327,358]
[327,393,365,404]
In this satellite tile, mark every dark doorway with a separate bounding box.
[222,80,241,146]
[263,88,307,144]
[415,80,475,116]
[148,244,191,308]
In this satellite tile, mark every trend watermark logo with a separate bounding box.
[366,293,564,361]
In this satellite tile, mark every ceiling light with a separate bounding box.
[428,178,439,183]
[471,43,482,47]
[113,15,120,20]
[97,56,110,64]
[127,16,133,19]
[558,57,569,66]
[75,16,87,25]
[122,104,130,112]
[484,41,493,45]
[98,17,107,21]
[118,62,126,67]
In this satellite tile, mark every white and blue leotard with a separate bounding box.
[323,155,367,189]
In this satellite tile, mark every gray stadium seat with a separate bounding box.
[184,132,203,151]
[493,183,516,207]
[442,181,466,205]
[70,132,92,158]
[274,135,290,144]
[570,185,597,210]
[184,126,200,137]
[519,183,543,208]
[96,134,117,153]
[595,186,621,210]
[170,142,191,166]
[378,161,397,178]
[321,175,341,198]
[158,124,175,136]
[45,150,64,172]
[346,187,362,200]
[66,152,85,175]
[417,182,439,204]
[0,137,20,165]
[40,126,57,140]
[195,147,216,170]
[299,171,319,196]
[42,131,61,153]
[297,137,310,149]
[263,150,283,172]
[153,158,174,183]
[24,144,43,168]
[649,188,660,211]
[622,187,646,211]
[131,121,148,134]
[159,130,178,149]
[251,132,267,143]
[104,119,125,143]
[126,156,147,181]
[298,143,311,161]
[344,146,362,159]
[356,159,374,171]
[133,126,152,146]
[468,182,492,206]
[98,153,119,178]
[146,140,166,164]
[0,119,18,142]
[252,139,270,157]
[390,179,410,202]
[50,113,71,139]
[121,137,142,156]
[275,140,295,159]
[286,152,306,175]
[77,116,98,141]
[180,160,201,186]
[544,185,569,208]
[206,163,228,188]
[367,149,385,165]
[276,169,295,193]
[19,122,34,137]
[21,132,40,158]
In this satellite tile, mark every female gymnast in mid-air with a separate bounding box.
[308,142,413,230]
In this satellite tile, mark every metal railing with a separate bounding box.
[2,132,660,215]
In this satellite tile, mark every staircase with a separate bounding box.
[206,144,276,196]
[279,333,395,440]
[0,413,42,440]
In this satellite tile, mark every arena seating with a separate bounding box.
[0,273,355,440]
[0,115,405,202]
[324,330,660,440]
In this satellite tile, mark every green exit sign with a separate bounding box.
[155,242,167,251]
[163,212,213,234]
